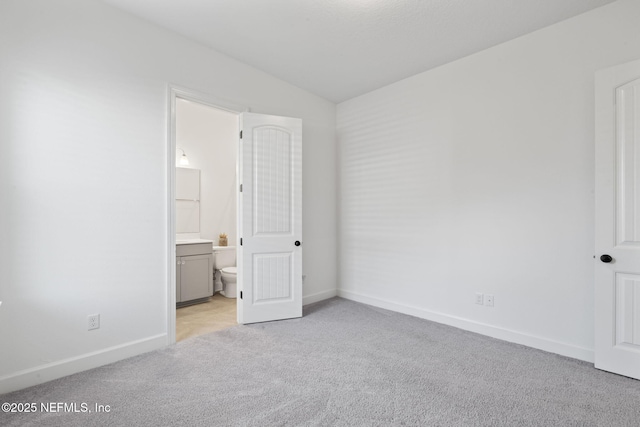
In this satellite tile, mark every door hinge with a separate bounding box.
[239,184,243,192]
[240,238,243,246]
[240,291,243,299]
[240,130,243,139]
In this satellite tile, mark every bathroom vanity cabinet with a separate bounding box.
[176,241,213,306]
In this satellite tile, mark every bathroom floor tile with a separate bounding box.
[176,293,237,341]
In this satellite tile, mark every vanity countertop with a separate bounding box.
[176,238,214,245]
[212,245,235,251]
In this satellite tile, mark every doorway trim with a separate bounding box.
[166,85,248,344]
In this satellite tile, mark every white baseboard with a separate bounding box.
[0,334,168,395]
[303,288,337,306]
[338,289,594,363]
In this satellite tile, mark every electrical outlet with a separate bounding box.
[88,314,100,330]
[475,293,484,305]
[485,294,494,307]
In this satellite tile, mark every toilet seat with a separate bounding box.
[221,267,236,275]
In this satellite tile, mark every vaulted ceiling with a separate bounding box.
[100,0,616,103]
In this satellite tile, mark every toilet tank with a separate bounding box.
[212,246,236,270]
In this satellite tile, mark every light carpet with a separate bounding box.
[1,297,639,426]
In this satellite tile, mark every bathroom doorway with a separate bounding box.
[168,86,245,343]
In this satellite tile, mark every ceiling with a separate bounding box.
[100,0,616,103]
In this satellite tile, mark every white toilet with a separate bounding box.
[212,246,237,298]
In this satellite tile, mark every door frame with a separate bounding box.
[166,85,248,344]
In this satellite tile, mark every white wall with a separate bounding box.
[176,99,238,247]
[0,0,337,393]
[337,0,640,361]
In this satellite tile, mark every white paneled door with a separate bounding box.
[595,59,640,380]
[237,113,302,324]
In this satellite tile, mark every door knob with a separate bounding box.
[600,254,613,263]
[295,241,301,246]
